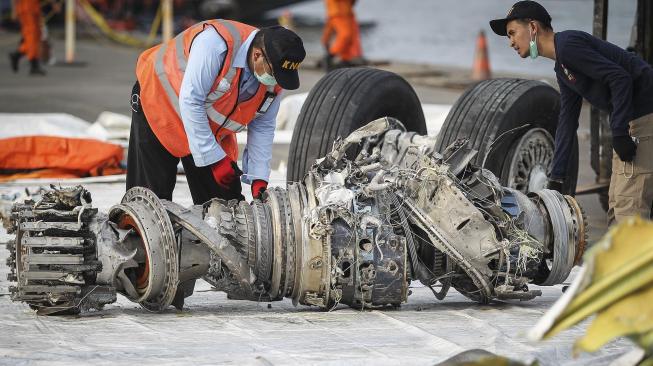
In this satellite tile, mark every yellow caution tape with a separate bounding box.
[77,0,161,48]
[147,4,162,44]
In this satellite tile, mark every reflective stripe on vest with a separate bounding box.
[175,32,187,72]
[176,20,211,73]
[207,84,277,133]
[154,19,243,121]
[205,20,243,105]
[154,41,182,117]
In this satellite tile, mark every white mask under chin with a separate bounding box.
[255,70,277,86]
[529,29,539,59]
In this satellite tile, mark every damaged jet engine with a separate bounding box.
[4,117,586,315]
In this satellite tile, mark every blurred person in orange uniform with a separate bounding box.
[9,0,46,75]
[321,0,363,69]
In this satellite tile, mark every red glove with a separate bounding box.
[211,157,244,201]
[211,157,240,189]
[251,180,268,200]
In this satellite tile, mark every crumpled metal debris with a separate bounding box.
[3,117,588,315]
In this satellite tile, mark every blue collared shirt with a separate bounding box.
[179,26,282,184]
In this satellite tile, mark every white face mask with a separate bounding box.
[255,53,277,86]
[529,27,539,59]
[255,70,277,86]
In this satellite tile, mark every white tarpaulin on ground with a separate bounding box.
[0,180,635,366]
[0,112,128,146]
[0,113,98,140]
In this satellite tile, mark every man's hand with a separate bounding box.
[211,157,244,201]
[211,157,240,188]
[251,180,268,200]
[547,178,564,193]
[612,135,637,162]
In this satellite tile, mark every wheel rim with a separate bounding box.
[506,128,554,193]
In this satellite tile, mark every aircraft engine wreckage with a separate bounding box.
[4,118,587,315]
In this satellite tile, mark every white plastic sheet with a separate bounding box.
[0,113,98,140]
[0,181,635,365]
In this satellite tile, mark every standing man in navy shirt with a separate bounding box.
[489,1,653,224]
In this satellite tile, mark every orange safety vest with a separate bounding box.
[136,19,282,160]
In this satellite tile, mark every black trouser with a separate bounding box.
[126,82,226,205]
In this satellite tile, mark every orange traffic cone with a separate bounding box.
[472,30,491,81]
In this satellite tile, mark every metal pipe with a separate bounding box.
[65,0,75,63]
[161,0,173,42]
[590,0,612,190]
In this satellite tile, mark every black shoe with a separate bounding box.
[29,59,46,76]
[323,52,333,72]
[9,52,22,73]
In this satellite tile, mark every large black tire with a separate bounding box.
[287,67,427,182]
[435,78,579,195]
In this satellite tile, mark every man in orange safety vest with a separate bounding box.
[128,20,305,204]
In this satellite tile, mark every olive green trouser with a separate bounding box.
[608,113,653,225]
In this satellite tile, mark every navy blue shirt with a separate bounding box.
[551,30,653,179]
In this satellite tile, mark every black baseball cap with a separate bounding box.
[489,1,552,36]
[260,26,306,90]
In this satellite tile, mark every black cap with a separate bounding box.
[489,1,552,36]
[260,26,306,90]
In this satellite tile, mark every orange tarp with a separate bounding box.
[0,136,124,181]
